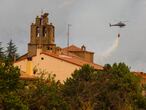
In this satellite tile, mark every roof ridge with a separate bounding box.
[41,52,103,70]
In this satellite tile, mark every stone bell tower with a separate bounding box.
[28,13,56,56]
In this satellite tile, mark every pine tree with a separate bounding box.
[0,42,4,61]
[5,40,19,62]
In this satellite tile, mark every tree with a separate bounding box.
[94,63,142,110]
[20,73,68,110]
[5,40,19,62]
[0,59,20,92]
[0,60,146,109]
[0,58,28,110]
[62,63,146,110]
[1,92,29,110]
[62,65,97,110]
[0,60,68,110]
[0,42,4,61]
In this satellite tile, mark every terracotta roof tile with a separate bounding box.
[15,50,103,70]
[63,45,94,53]
[16,53,28,62]
[42,51,103,70]
[133,72,146,79]
[15,53,36,63]
[63,45,82,51]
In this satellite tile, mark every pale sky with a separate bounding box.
[0,0,146,72]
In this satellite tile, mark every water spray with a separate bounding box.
[95,34,120,64]
[101,34,120,59]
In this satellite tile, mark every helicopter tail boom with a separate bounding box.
[109,23,112,27]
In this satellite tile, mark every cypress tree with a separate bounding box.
[0,42,4,61]
[5,40,19,62]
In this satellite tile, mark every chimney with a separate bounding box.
[26,57,33,75]
[81,45,86,51]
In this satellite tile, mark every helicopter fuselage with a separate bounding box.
[110,22,126,28]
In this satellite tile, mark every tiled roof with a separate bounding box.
[63,45,94,53]
[15,53,36,63]
[16,53,28,61]
[63,45,82,51]
[15,51,103,70]
[133,72,146,79]
[42,51,103,70]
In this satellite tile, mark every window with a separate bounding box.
[41,57,44,60]
[27,57,32,61]
[43,27,47,37]
[48,47,53,50]
[36,27,40,37]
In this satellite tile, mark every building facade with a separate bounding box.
[28,13,56,56]
[14,13,103,82]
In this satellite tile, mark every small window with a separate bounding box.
[43,27,47,37]
[41,57,44,60]
[27,57,32,61]
[48,47,53,50]
[33,70,36,75]
[36,27,40,37]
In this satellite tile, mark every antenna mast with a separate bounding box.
[67,24,71,48]
[41,9,44,15]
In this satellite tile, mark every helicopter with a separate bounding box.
[109,21,126,28]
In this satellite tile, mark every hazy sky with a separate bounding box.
[0,0,146,72]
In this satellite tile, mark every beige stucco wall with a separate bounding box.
[14,51,80,82]
[14,59,27,73]
[33,54,80,82]
[70,51,93,63]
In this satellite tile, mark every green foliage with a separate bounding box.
[1,92,29,110]
[0,58,68,110]
[0,59,20,92]
[94,63,142,110]
[0,59,28,110]
[0,59,67,110]
[0,42,4,62]
[0,59,146,110]
[19,73,68,110]
[5,40,19,62]
[62,63,146,110]
[62,65,98,110]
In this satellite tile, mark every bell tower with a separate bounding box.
[28,13,56,56]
